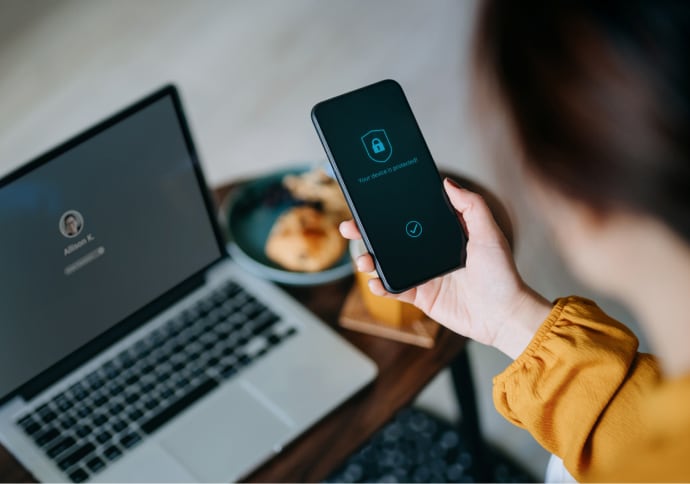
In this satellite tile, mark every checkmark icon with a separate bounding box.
[405,220,423,238]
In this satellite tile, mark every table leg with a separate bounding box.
[450,346,491,481]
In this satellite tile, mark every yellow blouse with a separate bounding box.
[493,296,690,482]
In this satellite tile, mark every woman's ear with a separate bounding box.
[524,170,624,291]
[524,172,596,233]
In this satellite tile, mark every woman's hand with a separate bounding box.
[340,178,552,359]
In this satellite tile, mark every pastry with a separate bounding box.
[265,206,347,272]
[283,168,350,223]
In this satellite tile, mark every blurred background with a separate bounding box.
[0,0,648,478]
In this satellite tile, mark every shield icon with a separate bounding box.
[361,129,392,163]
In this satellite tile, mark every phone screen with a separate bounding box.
[312,79,466,293]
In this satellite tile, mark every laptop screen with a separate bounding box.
[0,92,222,399]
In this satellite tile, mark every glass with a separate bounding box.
[349,239,425,327]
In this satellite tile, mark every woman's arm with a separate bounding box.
[494,296,661,480]
[340,183,664,479]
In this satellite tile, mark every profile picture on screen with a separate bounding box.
[59,210,84,238]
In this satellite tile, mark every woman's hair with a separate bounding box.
[475,0,690,241]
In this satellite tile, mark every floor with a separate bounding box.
[326,407,536,482]
[0,0,651,479]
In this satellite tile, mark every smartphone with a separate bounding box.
[311,79,467,293]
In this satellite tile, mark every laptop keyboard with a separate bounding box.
[14,280,298,483]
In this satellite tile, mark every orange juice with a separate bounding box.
[350,240,424,327]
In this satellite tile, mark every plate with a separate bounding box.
[221,165,353,285]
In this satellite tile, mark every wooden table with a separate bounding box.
[0,174,512,483]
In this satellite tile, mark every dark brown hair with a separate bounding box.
[475,0,690,241]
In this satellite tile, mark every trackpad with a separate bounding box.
[160,382,291,482]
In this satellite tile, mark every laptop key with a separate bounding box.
[254,346,269,358]
[187,366,207,381]
[36,403,51,415]
[71,386,88,402]
[227,313,246,326]
[93,393,108,407]
[143,397,160,410]
[149,329,167,346]
[106,382,124,397]
[154,360,173,374]
[57,442,95,470]
[108,402,124,416]
[104,445,122,461]
[198,298,214,314]
[95,430,111,444]
[86,371,104,390]
[75,406,92,419]
[23,420,42,435]
[211,288,227,304]
[124,373,140,386]
[251,314,280,336]
[118,352,136,369]
[198,332,216,345]
[267,333,281,345]
[92,413,108,427]
[41,410,59,424]
[173,376,190,389]
[120,431,142,449]
[244,337,267,356]
[223,281,241,297]
[243,302,265,320]
[140,379,156,393]
[68,467,89,483]
[75,425,92,438]
[202,340,216,351]
[60,415,77,430]
[159,387,175,400]
[112,420,127,433]
[54,395,73,412]
[140,378,218,434]
[17,414,33,426]
[220,365,238,379]
[86,456,105,473]
[206,309,223,325]
[18,417,41,435]
[128,408,144,422]
[35,427,60,446]
[103,361,119,379]
[47,436,76,458]
[133,338,153,355]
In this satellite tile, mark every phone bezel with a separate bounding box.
[311,79,466,293]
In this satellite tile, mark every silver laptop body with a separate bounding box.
[0,86,377,482]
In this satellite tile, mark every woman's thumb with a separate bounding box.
[443,178,502,244]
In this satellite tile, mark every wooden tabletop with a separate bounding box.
[0,173,511,483]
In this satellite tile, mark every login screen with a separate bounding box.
[312,80,466,292]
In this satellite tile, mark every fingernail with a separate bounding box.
[444,177,462,189]
[356,257,366,272]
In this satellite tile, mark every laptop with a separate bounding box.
[0,85,377,483]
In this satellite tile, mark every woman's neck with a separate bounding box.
[621,223,690,378]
